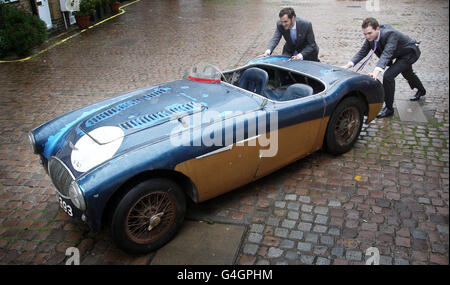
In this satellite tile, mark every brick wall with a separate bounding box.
[4,1,63,20]
[5,0,33,14]
[49,0,62,20]
[49,0,69,34]
[49,15,65,34]
[2,0,67,33]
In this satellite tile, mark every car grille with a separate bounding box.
[48,157,75,198]
[84,98,142,128]
[143,87,171,100]
[119,101,205,131]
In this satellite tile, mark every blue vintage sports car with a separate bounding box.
[28,56,383,254]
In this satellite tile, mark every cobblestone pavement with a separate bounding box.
[0,0,448,265]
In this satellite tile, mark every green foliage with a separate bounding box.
[73,0,96,17]
[0,3,47,57]
[92,0,108,8]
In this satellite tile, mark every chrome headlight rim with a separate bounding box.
[48,156,74,199]
[69,181,86,211]
[28,131,37,154]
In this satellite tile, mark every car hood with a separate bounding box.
[78,78,264,144]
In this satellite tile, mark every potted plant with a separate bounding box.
[73,0,96,29]
[108,0,121,13]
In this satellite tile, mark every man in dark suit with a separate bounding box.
[341,18,426,118]
[260,7,319,62]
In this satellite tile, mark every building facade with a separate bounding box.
[2,0,66,33]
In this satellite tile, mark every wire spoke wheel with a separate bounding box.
[325,97,364,155]
[125,191,177,244]
[110,178,186,254]
[334,106,361,147]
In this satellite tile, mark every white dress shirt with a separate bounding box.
[348,31,384,73]
[266,20,303,59]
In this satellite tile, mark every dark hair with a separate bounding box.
[279,7,296,19]
[362,17,379,29]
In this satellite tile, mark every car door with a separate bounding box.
[254,93,327,179]
[174,113,262,203]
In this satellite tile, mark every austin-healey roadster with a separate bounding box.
[28,56,383,254]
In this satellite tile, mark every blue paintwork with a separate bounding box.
[247,55,290,65]
[30,57,383,231]
[32,85,161,159]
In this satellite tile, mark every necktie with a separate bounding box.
[290,29,298,56]
[290,29,297,46]
[356,38,378,72]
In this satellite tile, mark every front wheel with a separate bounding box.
[324,97,365,155]
[110,178,186,254]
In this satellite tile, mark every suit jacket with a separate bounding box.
[351,24,420,69]
[267,18,319,61]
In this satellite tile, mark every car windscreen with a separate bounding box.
[185,62,223,83]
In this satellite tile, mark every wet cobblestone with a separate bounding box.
[1,0,449,265]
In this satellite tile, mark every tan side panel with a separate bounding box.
[175,139,260,202]
[255,118,325,179]
[314,116,330,151]
[367,103,383,123]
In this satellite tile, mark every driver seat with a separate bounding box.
[280,83,314,101]
[238,68,268,95]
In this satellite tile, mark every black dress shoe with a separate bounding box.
[376,107,394,118]
[410,89,426,101]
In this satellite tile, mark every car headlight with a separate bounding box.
[28,131,38,154]
[69,181,86,211]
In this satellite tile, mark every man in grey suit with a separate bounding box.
[260,7,319,61]
[341,18,426,118]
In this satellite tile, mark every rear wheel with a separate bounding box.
[325,97,365,155]
[110,178,186,254]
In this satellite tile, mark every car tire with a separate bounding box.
[110,178,186,254]
[324,96,364,155]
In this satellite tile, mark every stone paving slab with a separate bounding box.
[395,100,428,123]
[150,220,245,265]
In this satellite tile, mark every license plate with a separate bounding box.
[57,195,74,217]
